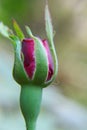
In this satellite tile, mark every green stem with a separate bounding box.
[26,120,36,130]
[20,84,42,130]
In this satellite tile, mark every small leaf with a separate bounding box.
[13,19,25,41]
[45,4,53,42]
[0,22,13,38]
[25,26,33,38]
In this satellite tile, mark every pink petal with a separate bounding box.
[22,38,35,79]
[42,39,54,81]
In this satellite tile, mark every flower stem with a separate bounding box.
[26,120,36,130]
[20,84,42,130]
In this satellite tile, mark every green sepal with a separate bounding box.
[13,19,25,41]
[33,37,48,85]
[10,35,30,85]
[25,26,33,38]
[43,4,58,87]
[45,4,53,43]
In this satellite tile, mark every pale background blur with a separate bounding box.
[0,0,87,130]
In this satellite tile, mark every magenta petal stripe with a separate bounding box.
[22,38,35,79]
[42,39,54,81]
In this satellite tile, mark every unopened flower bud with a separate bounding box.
[0,4,58,130]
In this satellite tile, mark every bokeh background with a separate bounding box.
[0,0,87,130]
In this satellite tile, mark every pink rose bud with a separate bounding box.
[0,5,58,130]
[22,38,54,81]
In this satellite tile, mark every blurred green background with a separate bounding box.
[0,0,87,130]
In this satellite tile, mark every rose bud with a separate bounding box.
[21,38,54,83]
[0,4,58,130]
[11,23,58,130]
